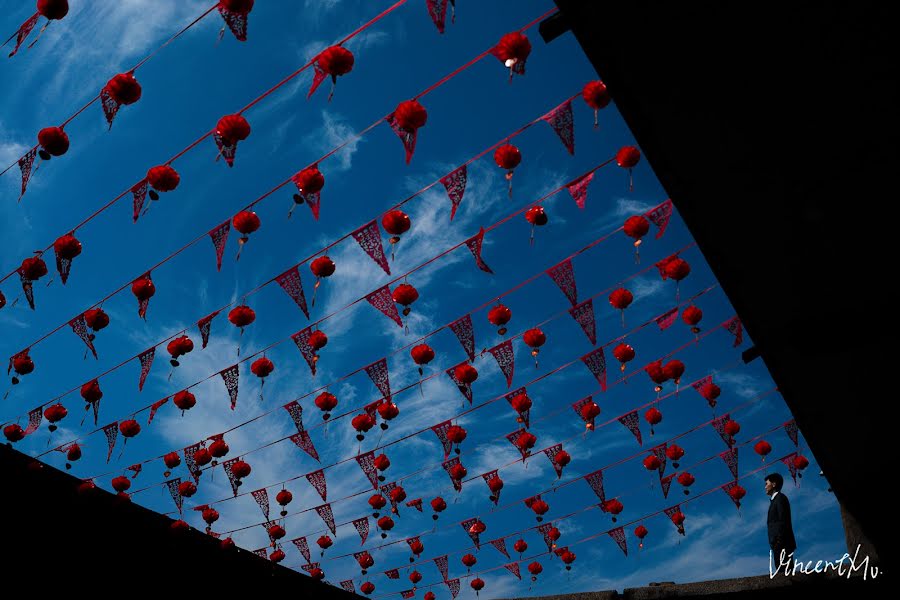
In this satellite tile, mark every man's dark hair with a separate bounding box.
[765,473,784,492]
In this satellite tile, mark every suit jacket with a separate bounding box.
[767,492,797,553]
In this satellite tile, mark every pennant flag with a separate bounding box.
[652,444,668,475]
[442,457,464,492]
[449,314,475,361]
[721,447,739,480]
[250,488,270,520]
[446,579,461,599]
[724,316,744,346]
[208,221,230,271]
[487,340,515,387]
[213,131,239,167]
[566,171,594,209]
[218,2,250,41]
[291,166,323,220]
[464,227,493,273]
[252,548,268,559]
[381,481,401,510]
[306,469,327,502]
[283,400,304,432]
[503,562,522,580]
[609,527,628,556]
[291,328,318,375]
[292,537,311,564]
[646,199,673,239]
[490,537,510,559]
[656,307,679,331]
[17,148,37,200]
[482,470,501,505]
[132,180,149,223]
[69,314,97,359]
[23,407,42,436]
[219,364,239,410]
[55,237,76,286]
[618,410,643,446]
[315,503,336,534]
[276,266,310,319]
[353,517,370,545]
[18,270,35,310]
[184,442,202,482]
[543,99,575,155]
[691,376,712,395]
[441,164,467,220]
[340,581,355,594]
[384,568,400,580]
[366,286,403,327]
[660,473,675,499]
[300,562,321,574]
[573,396,597,428]
[547,259,578,306]
[460,518,482,549]
[784,420,799,447]
[446,363,473,404]
[584,469,606,502]
[364,358,392,402]
[103,422,118,463]
[223,458,241,496]
[505,387,530,428]
[357,451,379,490]
[148,397,168,424]
[506,428,531,461]
[722,481,744,509]
[434,555,449,581]
[166,478,184,514]
[387,111,420,164]
[137,347,155,391]
[401,590,415,599]
[782,452,799,485]
[581,347,607,391]
[352,221,391,276]
[8,13,40,58]
[712,414,735,447]
[544,443,564,478]
[290,430,320,461]
[538,523,557,551]
[432,420,454,458]
[197,311,219,349]
[569,299,597,344]
[664,505,686,535]
[406,498,423,512]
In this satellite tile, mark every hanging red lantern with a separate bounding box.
[582,80,611,128]
[382,209,411,260]
[209,438,229,459]
[677,472,695,494]
[609,287,634,327]
[220,537,236,550]
[167,335,194,368]
[524,206,548,244]
[309,568,325,581]
[43,403,67,432]
[643,455,661,471]
[494,143,521,197]
[530,498,550,521]
[10,350,35,386]
[84,308,109,340]
[623,215,650,262]
[275,489,292,515]
[523,327,546,368]
[646,359,669,393]
[193,447,212,468]
[357,551,375,573]
[119,419,141,438]
[289,164,325,218]
[250,356,274,400]
[729,485,746,507]
[644,407,663,434]
[663,359,685,387]
[634,524,649,549]
[487,475,504,502]
[352,413,376,441]
[461,553,477,570]
[231,459,251,481]
[580,400,601,430]
[424,593,435,600]
[37,126,69,158]
[528,561,543,581]
[0,291,5,310]
[147,164,180,203]
[111,475,131,494]
[232,210,260,260]
[268,523,286,540]
[178,480,197,497]
[377,400,399,430]
[449,462,467,482]
[670,510,686,534]
[374,453,391,479]
[547,526,561,543]
[267,549,285,563]
[430,496,446,520]
[700,382,721,407]
[360,582,375,595]
[410,343,435,375]
[314,45,355,101]
[409,570,422,585]
[513,539,528,556]
[555,449,571,468]
[317,534,333,551]
[612,343,635,372]
[310,256,335,306]
[409,539,425,560]
[615,145,641,192]
[368,493,387,516]
[724,419,741,437]
[666,444,685,469]
[389,486,406,506]
[215,114,251,165]
[3,424,25,443]
[52,233,81,284]
[66,443,82,467]
[392,100,427,164]
[392,283,419,316]
[446,424,467,450]
[661,256,691,301]
[227,304,255,356]
[493,31,531,81]
[170,519,189,534]
[377,516,394,538]
[560,550,577,570]
[515,431,537,454]
[454,364,478,385]
[173,390,196,414]
[754,440,772,459]
[488,303,512,335]
[794,455,810,473]
[131,274,155,320]
[80,380,102,411]
[163,451,180,476]
[315,391,338,420]
[510,393,531,422]
[101,72,141,128]
[38,0,69,19]
[308,330,328,368]
[682,305,703,335]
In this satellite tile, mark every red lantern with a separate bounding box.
[119,419,141,438]
[582,80,611,128]
[309,568,325,581]
[724,419,741,437]
[377,401,399,430]
[352,413,376,441]
[430,496,446,520]
[623,215,650,262]
[276,489,292,515]
[389,486,406,506]
[43,403,67,432]
[220,537,236,550]
[392,283,419,317]
[170,520,189,533]
[670,510,686,535]
[315,45,355,100]
[410,539,425,559]
[374,453,391,475]
[368,494,387,516]
[10,350,35,386]
[612,343,635,372]
[232,210,260,260]
[268,524,286,540]
[178,481,197,497]
[3,424,25,443]
[616,145,641,192]
[173,390,196,414]
[700,382,721,407]
[461,553,477,570]
[131,274,155,320]
[357,551,375,573]
[510,393,531,422]
[663,359,685,387]
[635,524,649,549]
[377,516,394,538]
[666,443,685,468]
[167,335,194,368]
[646,360,669,393]
[231,459,251,480]
[84,308,110,339]
[66,443,82,466]
[250,356,274,400]
[424,593,435,600]
[317,534,333,551]
[555,449,571,467]
[515,431,537,454]
[661,256,691,301]
[678,472,695,494]
[360,582,375,595]
[494,31,531,81]
[410,344,435,377]
[202,507,219,526]
[643,455,661,471]
[487,475,504,503]
[530,498,550,521]
[147,165,180,199]
[266,549,284,563]
[523,327,546,367]
[105,72,141,105]
[409,570,422,585]
[310,256,335,306]
[315,391,338,420]
[38,0,69,20]
[382,209,411,260]
[193,447,212,468]
[37,126,69,158]
[487,303,512,335]
[52,233,81,284]
[729,485,747,507]
[644,407,663,434]
[682,305,703,335]
[454,364,478,385]
[513,538,528,556]
[446,425,467,446]
[468,519,486,535]
[580,400,601,430]
[289,165,325,217]
[494,143,521,197]
[560,549,577,570]
[794,455,810,473]
[547,526,561,542]
[449,462,467,481]
[525,206,548,244]
[609,288,634,326]
[209,438,229,459]
[528,561,543,581]
[163,451,180,476]
[754,440,772,460]
[392,100,427,163]
[215,114,251,165]
[308,330,328,366]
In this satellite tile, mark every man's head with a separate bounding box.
[765,473,784,495]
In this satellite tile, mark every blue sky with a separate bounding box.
[1,1,845,596]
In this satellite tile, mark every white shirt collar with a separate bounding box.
[770,491,779,501]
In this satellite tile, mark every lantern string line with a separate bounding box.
[370,453,792,598]
[0,3,554,288]
[100,286,723,514]
[0,2,223,175]
[28,194,685,462]
[205,363,765,544]
[321,405,779,570]
[8,152,624,428]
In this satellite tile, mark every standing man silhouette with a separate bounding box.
[765,473,797,574]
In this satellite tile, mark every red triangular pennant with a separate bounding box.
[584,469,606,502]
[102,422,118,463]
[290,430,320,461]
[70,314,97,359]
[387,112,419,164]
[351,221,391,275]
[137,347,155,391]
[17,147,37,200]
[582,347,607,391]
[487,340,515,388]
[566,171,594,209]
[8,12,40,58]
[441,164,467,220]
[356,451,379,490]
[609,527,628,556]
[315,503,336,534]
[291,328,318,376]
[646,199,673,239]
[276,266,309,319]
[618,410,643,446]
[251,488,270,520]
[449,314,475,361]
[446,363,473,404]
[503,562,521,580]
[364,358,391,401]
[131,180,148,223]
[197,311,219,349]
[306,469,327,501]
[219,364,239,410]
[353,517,370,545]
[464,227,493,273]
[542,99,575,155]
[209,221,230,271]
[569,299,597,344]
[365,285,403,327]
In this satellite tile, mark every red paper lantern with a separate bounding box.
[623,215,650,261]
[131,275,155,319]
[729,485,747,504]
[392,283,419,316]
[515,431,537,453]
[309,568,325,581]
[147,165,180,194]
[66,443,82,464]
[635,524,649,549]
[167,335,194,367]
[461,554,477,569]
[430,497,447,520]
[216,114,251,145]
[268,524,286,540]
[250,357,274,378]
[105,72,142,105]
[645,407,663,434]
[368,494,387,514]
[202,507,220,525]
[220,0,254,14]
[724,419,741,437]
[267,549,284,563]
[523,327,546,367]
[231,460,251,479]
[494,143,521,197]
[663,359,685,385]
[487,303,512,335]
[228,305,255,330]
[609,287,634,326]
[377,401,399,427]
[178,481,197,497]
[84,308,109,333]
[646,359,669,392]
[308,331,328,363]
[616,146,641,192]
[170,519,189,533]
[555,449,571,467]
[352,413,376,440]
[678,472,695,493]
[389,486,406,504]
[377,516,395,537]
[20,255,48,281]
[37,126,69,157]
[53,233,82,277]
[10,351,35,385]
[494,31,531,80]
[454,364,478,385]
[357,551,375,571]
[360,582,375,595]
[373,453,391,472]
[163,451,181,472]
[446,425,467,445]
[409,570,422,585]
[43,403,67,431]
[671,511,686,526]
[424,593,435,600]
[315,391,338,419]
[394,99,428,132]
[3,424,25,443]
[682,305,703,334]
[487,475,504,498]
[664,258,691,281]
[316,45,354,100]
[37,0,69,20]
[317,534,333,550]
[173,390,196,413]
[530,498,550,521]
[580,400,601,430]
[754,440,772,458]
[410,539,425,557]
[582,80,611,127]
[643,455,661,471]
[410,344,435,375]
[119,419,141,438]
[449,462,467,481]
[528,561,543,578]
[794,455,810,471]
[209,438,229,459]
[612,343,635,372]
[290,165,325,216]
[514,539,528,554]
[525,205,547,243]
[193,447,212,467]
[382,210,411,258]
[666,443,685,468]
[700,382,721,406]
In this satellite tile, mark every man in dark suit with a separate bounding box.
[766,473,797,573]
